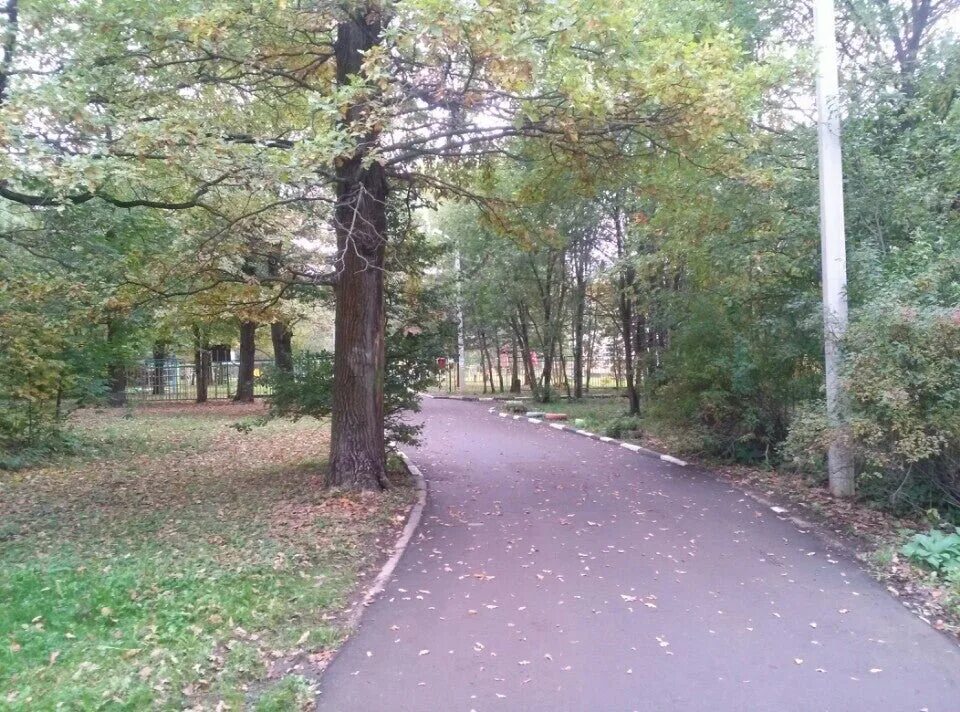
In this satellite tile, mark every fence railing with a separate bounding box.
[125,359,274,402]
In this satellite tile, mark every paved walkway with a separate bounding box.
[318,398,960,711]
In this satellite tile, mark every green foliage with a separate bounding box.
[647,286,821,463]
[780,297,960,513]
[267,352,336,422]
[845,301,960,510]
[603,414,645,440]
[779,401,831,475]
[268,327,447,446]
[0,276,102,460]
[901,528,960,572]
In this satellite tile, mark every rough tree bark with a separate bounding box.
[585,308,598,393]
[572,301,585,398]
[477,333,488,393]
[234,321,257,402]
[271,321,294,373]
[479,329,496,394]
[571,229,591,399]
[327,8,389,490]
[531,251,567,403]
[195,348,210,403]
[557,337,571,399]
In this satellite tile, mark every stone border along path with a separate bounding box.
[315,449,427,673]
[493,406,690,468]
[492,406,869,555]
[317,397,960,711]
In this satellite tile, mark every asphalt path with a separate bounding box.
[317,397,960,711]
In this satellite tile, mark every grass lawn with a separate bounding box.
[531,396,637,437]
[0,403,415,710]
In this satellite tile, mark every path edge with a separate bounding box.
[304,451,429,702]
[490,406,862,549]
[341,450,427,634]
[493,406,690,468]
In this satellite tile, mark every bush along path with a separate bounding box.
[317,397,960,711]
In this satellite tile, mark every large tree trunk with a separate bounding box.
[195,348,210,403]
[612,334,622,390]
[106,318,127,406]
[479,330,496,394]
[327,9,389,491]
[585,309,598,393]
[531,251,567,403]
[271,321,294,373]
[618,281,639,414]
[234,321,257,402]
[558,337,572,399]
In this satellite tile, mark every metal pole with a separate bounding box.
[814,0,855,496]
[455,248,465,395]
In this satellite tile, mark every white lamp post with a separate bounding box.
[813,0,855,496]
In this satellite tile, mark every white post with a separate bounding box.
[814,0,855,496]
[455,248,465,394]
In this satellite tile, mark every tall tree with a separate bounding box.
[1,0,764,488]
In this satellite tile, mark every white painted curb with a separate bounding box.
[497,408,688,468]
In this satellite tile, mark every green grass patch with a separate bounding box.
[254,676,312,712]
[534,397,636,436]
[1,403,414,710]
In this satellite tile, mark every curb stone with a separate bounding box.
[336,448,428,637]
[314,448,427,697]
[490,406,857,555]
[496,408,690,468]
[453,398,954,644]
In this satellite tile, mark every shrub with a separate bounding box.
[779,400,830,475]
[784,301,960,514]
[267,314,443,447]
[846,303,960,511]
[0,278,111,462]
[647,293,820,463]
[604,414,644,439]
[901,528,960,572]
